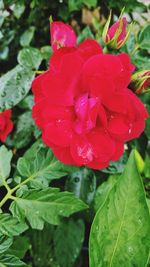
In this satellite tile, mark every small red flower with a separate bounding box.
[50,21,76,52]
[0,110,13,142]
[32,22,148,169]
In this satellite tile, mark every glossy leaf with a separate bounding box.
[0,146,12,186]
[28,224,57,267]
[17,47,42,69]
[0,213,28,237]
[10,188,88,229]
[66,168,96,205]
[7,236,30,259]
[0,65,34,111]
[138,24,150,50]
[0,236,13,254]
[0,254,27,267]
[94,175,119,212]
[17,146,78,188]
[89,150,150,267]
[13,111,34,149]
[20,26,35,47]
[54,219,85,267]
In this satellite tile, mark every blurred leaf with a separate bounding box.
[134,149,145,173]
[18,47,42,69]
[13,2,25,19]
[7,236,30,259]
[20,26,35,47]
[132,52,150,70]
[66,168,96,205]
[0,146,12,186]
[54,219,85,267]
[0,65,34,111]
[0,236,13,254]
[0,254,27,266]
[89,150,150,267]
[144,154,150,179]
[138,24,150,50]
[0,213,28,237]
[40,46,52,61]
[13,111,34,149]
[10,188,87,229]
[77,26,94,43]
[145,105,150,139]
[68,0,97,11]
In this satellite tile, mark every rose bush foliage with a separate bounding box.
[0,1,150,266]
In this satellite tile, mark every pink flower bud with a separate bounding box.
[106,18,127,47]
[131,70,150,94]
[102,11,132,50]
[50,21,77,52]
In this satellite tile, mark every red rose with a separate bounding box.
[0,110,13,142]
[32,29,148,169]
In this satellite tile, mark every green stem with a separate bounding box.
[11,173,35,194]
[0,174,35,208]
[34,70,45,74]
[0,191,12,208]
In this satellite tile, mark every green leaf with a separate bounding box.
[132,52,150,70]
[0,213,28,237]
[7,236,30,259]
[68,0,97,11]
[0,254,27,267]
[82,0,97,7]
[20,26,35,47]
[138,24,150,50]
[28,224,57,267]
[89,150,150,267]
[145,105,150,139]
[13,111,34,149]
[0,236,13,254]
[17,147,77,188]
[10,188,88,229]
[54,219,85,267]
[66,168,96,205]
[18,95,33,110]
[144,154,150,179]
[13,2,25,19]
[0,146,12,186]
[101,152,128,174]
[18,47,42,70]
[94,175,119,212]
[40,46,52,61]
[0,65,34,110]
[77,26,94,43]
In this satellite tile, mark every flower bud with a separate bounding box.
[102,11,132,49]
[131,70,150,93]
[50,21,77,52]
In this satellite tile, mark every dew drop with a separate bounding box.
[1,91,6,97]
[21,87,26,95]
[16,72,22,81]
[74,177,80,183]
